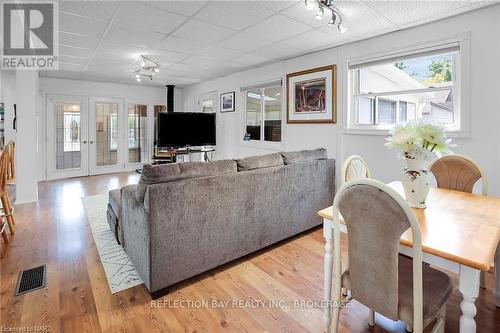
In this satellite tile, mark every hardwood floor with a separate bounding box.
[1,172,499,332]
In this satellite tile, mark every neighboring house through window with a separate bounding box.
[348,41,462,132]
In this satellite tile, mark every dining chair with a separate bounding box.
[4,141,16,204]
[341,155,371,184]
[0,149,15,235]
[430,154,489,288]
[328,179,452,333]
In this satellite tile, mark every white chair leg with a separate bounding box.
[480,271,486,289]
[331,306,340,333]
[368,309,375,327]
[341,287,347,296]
[406,324,413,332]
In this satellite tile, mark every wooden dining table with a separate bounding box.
[318,181,500,333]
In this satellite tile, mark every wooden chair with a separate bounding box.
[430,154,489,289]
[0,149,15,234]
[329,179,452,333]
[341,155,371,184]
[5,141,15,185]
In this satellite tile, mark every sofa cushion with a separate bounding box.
[136,160,237,202]
[281,148,327,165]
[235,153,284,172]
[109,189,121,217]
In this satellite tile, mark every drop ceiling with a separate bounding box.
[41,0,495,87]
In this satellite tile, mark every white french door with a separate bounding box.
[89,97,126,175]
[47,95,155,180]
[47,95,89,180]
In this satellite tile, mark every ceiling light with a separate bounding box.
[154,68,160,73]
[135,73,140,79]
[315,6,324,20]
[136,77,141,82]
[328,12,337,26]
[338,23,347,33]
[305,0,315,11]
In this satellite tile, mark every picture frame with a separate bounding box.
[286,65,337,124]
[220,92,235,112]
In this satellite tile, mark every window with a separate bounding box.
[244,84,282,142]
[198,91,218,113]
[109,113,118,150]
[349,43,461,131]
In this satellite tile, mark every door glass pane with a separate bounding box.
[377,98,397,124]
[55,102,81,170]
[263,87,281,142]
[246,89,261,140]
[128,104,148,163]
[95,102,118,167]
[154,105,166,145]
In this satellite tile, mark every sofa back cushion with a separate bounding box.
[281,148,327,165]
[235,153,284,172]
[136,160,237,202]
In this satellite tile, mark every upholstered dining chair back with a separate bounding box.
[336,181,421,322]
[430,154,487,195]
[341,155,371,184]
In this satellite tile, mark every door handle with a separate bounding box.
[90,140,94,144]
[83,140,87,144]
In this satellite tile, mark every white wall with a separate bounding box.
[0,70,17,144]
[181,5,500,196]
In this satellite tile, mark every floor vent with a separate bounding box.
[15,265,47,295]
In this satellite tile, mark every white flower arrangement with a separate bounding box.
[385,121,454,159]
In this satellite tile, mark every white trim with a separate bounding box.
[344,33,471,137]
[240,78,282,91]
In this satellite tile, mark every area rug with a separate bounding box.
[81,194,144,294]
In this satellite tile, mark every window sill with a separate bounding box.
[343,127,470,138]
[240,140,283,151]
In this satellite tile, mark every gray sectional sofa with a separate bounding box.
[107,149,335,297]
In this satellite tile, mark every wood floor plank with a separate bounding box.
[1,172,499,332]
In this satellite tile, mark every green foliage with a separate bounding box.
[423,58,452,85]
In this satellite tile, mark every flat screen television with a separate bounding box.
[157,112,216,148]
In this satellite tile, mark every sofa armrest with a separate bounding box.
[120,184,151,290]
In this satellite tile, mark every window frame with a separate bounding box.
[63,111,81,152]
[345,34,470,137]
[243,83,283,144]
[242,84,283,145]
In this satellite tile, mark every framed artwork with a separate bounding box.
[220,92,235,112]
[286,65,337,124]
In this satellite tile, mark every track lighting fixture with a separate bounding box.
[304,0,345,33]
[133,55,160,82]
[305,0,315,11]
[328,12,336,26]
[315,6,324,20]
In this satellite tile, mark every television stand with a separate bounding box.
[152,146,215,164]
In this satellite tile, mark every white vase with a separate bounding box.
[401,152,431,209]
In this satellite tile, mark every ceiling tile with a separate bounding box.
[197,46,244,61]
[58,55,89,65]
[95,41,148,62]
[217,31,275,53]
[155,36,210,54]
[58,12,107,39]
[145,1,209,16]
[59,45,95,58]
[374,1,471,25]
[319,1,392,37]
[172,19,236,44]
[114,3,188,35]
[58,1,119,22]
[194,1,274,30]
[141,49,190,67]
[242,14,311,41]
[251,43,302,59]
[228,53,271,66]
[282,29,341,51]
[251,0,300,12]
[59,32,100,50]
[40,70,83,80]
[104,24,166,48]
[280,1,331,28]
[59,62,86,72]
